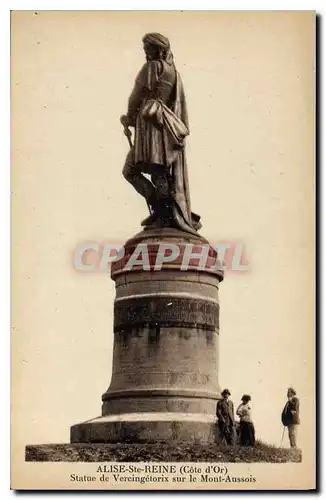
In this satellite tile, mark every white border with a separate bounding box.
[2,2,322,498]
[1,4,10,499]
[3,0,325,10]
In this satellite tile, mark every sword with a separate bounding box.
[123,125,133,149]
[121,121,152,216]
[120,115,133,148]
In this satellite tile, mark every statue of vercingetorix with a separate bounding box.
[121,32,201,233]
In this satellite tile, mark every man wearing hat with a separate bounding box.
[120,32,201,233]
[281,387,300,448]
[216,389,235,445]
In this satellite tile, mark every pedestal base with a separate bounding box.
[71,412,218,444]
[71,227,224,445]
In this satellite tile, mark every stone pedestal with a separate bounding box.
[71,227,223,444]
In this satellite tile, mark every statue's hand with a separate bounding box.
[120,115,131,127]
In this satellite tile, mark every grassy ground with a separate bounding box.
[25,440,301,463]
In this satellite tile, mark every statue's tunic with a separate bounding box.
[127,59,200,233]
[129,60,178,165]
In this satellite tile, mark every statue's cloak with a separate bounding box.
[168,71,201,233]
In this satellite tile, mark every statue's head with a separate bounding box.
[142,33,173,64]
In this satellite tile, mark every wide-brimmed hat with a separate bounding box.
[221,388,231,396]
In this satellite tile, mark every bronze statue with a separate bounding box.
[121,32,201,233]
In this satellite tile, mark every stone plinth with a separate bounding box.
[71,227,223,444]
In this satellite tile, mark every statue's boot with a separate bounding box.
[141,196,174,227]
[141,212,158,227]
[141,193,159,227]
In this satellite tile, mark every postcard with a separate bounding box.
[11,10,315,490]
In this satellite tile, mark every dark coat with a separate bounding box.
[282,396,300,426]
[216,399,235,427]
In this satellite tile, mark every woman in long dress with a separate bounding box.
[236,394,256,447]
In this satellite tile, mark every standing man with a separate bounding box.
[281,387,300,448]
[216,389,235,445]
